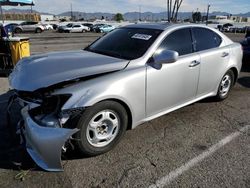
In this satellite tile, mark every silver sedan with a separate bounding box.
[9,23,243,171]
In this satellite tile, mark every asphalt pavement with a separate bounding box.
[0,31,249,188]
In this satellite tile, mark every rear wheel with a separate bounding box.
[82,29,86,33]
[35,28,42,33]
[215,70,234,101]
[15,28,22,33]
[75,101,128,156]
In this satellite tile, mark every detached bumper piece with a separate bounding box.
[21,107,78,171]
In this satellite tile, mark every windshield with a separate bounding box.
[66,24,73,27]
[85,28,162,60]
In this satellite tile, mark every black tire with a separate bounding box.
[82,29,86,33]
[75,101,128,156]
[35,28,42,33]
[15,28,22,33]
[215,70,235,101]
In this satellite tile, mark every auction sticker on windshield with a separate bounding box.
[132,34,152,40]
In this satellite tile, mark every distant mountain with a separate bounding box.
[210,11,231,16]
[57,11,115,20]
[235,12,250,17]
[2,8,250,21]
[58,11,194,21]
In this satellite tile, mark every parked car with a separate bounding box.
[52,24,59,30]
[9,24,242,171]
[57,23,72,33]
[43,24,53,30]
[82,23,93,31]
[222,23,233,32]
[92,24,105,32]
[241,37,250,61]
[14,21,45,33]
[97,25,116,33]
[58,23,89,33]
[3,23,18,35]
[229,27,245,33]
[245,28,250,38]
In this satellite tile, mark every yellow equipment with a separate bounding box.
[8,37,30,65]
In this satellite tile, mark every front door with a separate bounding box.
[146,28,200,117]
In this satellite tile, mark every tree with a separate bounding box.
[114,13,124,22]
[167,0,183,22]
[192,12,202,23]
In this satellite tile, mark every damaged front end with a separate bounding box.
[15,91,81,171]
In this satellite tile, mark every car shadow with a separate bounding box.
[0,91,36,171]
[241,60,250,72]
[238,77,250,88]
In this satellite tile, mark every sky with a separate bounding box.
[5,0,250,14]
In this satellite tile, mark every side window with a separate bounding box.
[193,28,222,52]
[158,28,193,56]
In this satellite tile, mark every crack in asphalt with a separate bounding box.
[117,166,140,187]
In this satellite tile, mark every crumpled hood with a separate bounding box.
[9,50,129,91]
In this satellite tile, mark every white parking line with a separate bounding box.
[149,125,250,188]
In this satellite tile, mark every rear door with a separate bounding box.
[23,22,36,32]
[192,27,230,96]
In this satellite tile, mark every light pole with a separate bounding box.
[70,3,73,21]
[206,4,210,25]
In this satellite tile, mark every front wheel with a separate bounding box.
[75,101,128,156]
[215,70,234,101]
[15,28,22,33]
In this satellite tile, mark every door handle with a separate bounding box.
[222,52,229,57]
[189,60,200,68]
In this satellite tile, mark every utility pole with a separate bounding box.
[169,0,172,21]
[70,3,73,21]
[206,4,210,25]
[167,0,170,22]
[139,5,141,21]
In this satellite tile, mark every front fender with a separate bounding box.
[53,67,146,128]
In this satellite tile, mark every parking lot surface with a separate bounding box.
[0,31,249,188]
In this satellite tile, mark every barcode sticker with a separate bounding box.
[132,34,152,40]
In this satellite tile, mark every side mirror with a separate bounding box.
[152,49,179,65]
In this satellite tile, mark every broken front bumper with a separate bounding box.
[21,106,79,171]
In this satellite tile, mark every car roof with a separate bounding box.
[124,23,172,30]
[123,23,217,31]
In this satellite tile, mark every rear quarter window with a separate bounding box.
[193,27,222,52]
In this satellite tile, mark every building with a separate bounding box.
[240,17,250,23]
[230,16,243,22]
[40,14,55,22]
[210,15,228,20]
[209,15,250,24]
[53,15,71,22]
[0,13,41,22]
